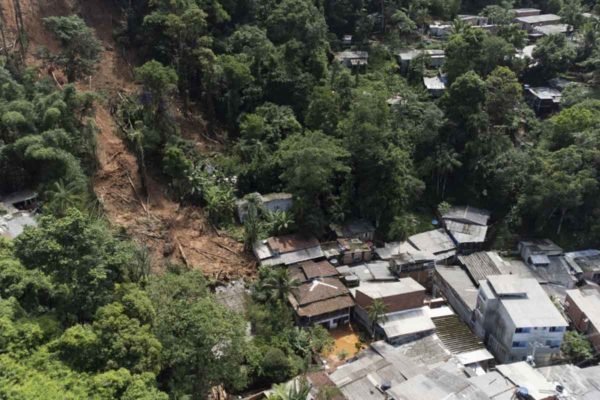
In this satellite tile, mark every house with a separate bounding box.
[335,50,368,69]
[473,275,568,366]
[525,86,562,114]
[533,23,569,37]
[515,14,562,31]
[564,249,600,283]
[330,219,375,241]
[518,239,577,291]
[423,74,447,97]
[408,229,456,262]
[236,192,293,222]
[0,191,38,239]
[352,278,426,340]
[253,234,324,266]
[379,242,436,290]
[511,8,542,18]
[564,286,600,352]
[396,49,445,73]
[458,14,489,26]
[433,265,479,327]
[428,21,452,37]
[322,238,373,266]
[519,239,563,264]
[288,276,354,329]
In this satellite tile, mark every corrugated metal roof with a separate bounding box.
[458,252,502,284]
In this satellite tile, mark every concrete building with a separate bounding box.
[525,86,562,114]
[428,21,452,37]
[397,49,445,73]
[538,363,600,399]
[423,75,447,97]
[564,249,600,283]
[474,275,568,365]
[511,8,541,18]
[322,238,374,266]
[335,50,368,69]
[408,229,456,263]
[564,286,600,352]
[433,265,479,327]
[236,192,292,222]
[441,206,490,252]
[515,14,562,31]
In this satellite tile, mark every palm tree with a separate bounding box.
[268,377,311,400]
[367,299,388,339]
[45,179,85,216]
[263,268,300,303]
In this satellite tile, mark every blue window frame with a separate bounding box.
[549,326,565,333]
[515,327,531,334]
[512,341,527,348]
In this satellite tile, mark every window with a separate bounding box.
[545,340,561,349]
[515,327,531,334]
[549,326,565,333]
[512,341,527,348]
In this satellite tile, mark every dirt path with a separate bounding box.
[0,0,255,279]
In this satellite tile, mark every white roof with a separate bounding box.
[534,24,569,35]
[0,212,37,239]
[423,76,446,91]
[455,349,494,366]
[445,221,488,244]
[408,229,456,260]
[516,14,561,24]
[352,278,424,299]
[379,307,436,339]
[486,275,567,328]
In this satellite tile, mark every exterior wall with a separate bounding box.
[478,294,566,365]
[340,250,373,265]
[396,269,434,291]
[565,293,600,352]
[432,273,475,327]
[582,270,600,283]
[354,289,425,314]
[297,309,352,329]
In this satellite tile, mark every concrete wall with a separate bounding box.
[565,293,600,352]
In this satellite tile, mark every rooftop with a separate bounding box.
[458,252,503,284]
[537,364,600,399]
[442,205,491,226]
[520,239,563,256]
[533,23,569,35]
[423,75,447,91]
[564,249,600,274]
[397,49,445,61]
[515,13,561,24]
[496,362,557,400]
[485,275,567,328]
[566,286,600,329]
[352,278,425,299]
[445,220,488,244]
[337,261,395,282]
[435,265,479,311]
[527,86,562,102]
[378,307,436,340]
[408,229,456,260]
[289,277,354,318]
[469,371,516,399]
[267,234,321,254]
[298,260,339,280]
[432,314,490,357]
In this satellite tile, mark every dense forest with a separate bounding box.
[0,0,599,398]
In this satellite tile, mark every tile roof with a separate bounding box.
[432,314,488,355]
[300,260,339,280]
[292,277,349,305]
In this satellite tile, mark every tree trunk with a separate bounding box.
[557,208,567,235]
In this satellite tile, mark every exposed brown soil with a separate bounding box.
[0,0,255,279]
